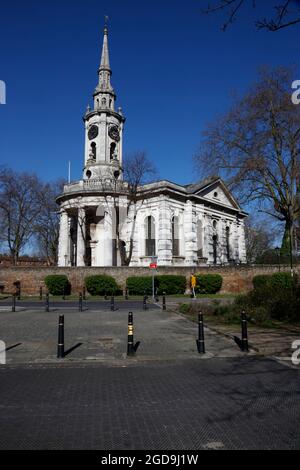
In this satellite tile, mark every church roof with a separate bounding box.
[139,176,247,216]
[184,176,220,194]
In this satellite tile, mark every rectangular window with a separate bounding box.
[146,239,156,257]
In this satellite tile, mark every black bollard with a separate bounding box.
[143,295,148,311]
[196,312,205,354]
[79,293,83,312]
[125,288,129,300]
[241,310,249,352]
[45,293,50,312]
[127,312,135,356]
[12,294,16,312]
[39,286,43,301]
[82,286,86,301]
[110,295,115,312]
[57,315,65,358]
[14,281,21,301]
[162,292,166,311]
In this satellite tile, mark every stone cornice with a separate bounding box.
[83,109,126,123]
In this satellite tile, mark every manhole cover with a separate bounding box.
[203,441,225,450]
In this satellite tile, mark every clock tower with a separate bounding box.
[83,24,125,181]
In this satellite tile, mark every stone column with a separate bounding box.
[157,196,172,266]
[238,220,247,263]
[184,200,197,266]
[202,214,208,261]
[233,220,240,263]
[129,204,142,266]
[77,207,86,267]
[104,208,113,266]
[220,219,227,264]
[90,241,98,267]
[57,210,70,266]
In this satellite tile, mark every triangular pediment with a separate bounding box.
[191,178,240,210]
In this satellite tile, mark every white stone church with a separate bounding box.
[57,25,247,268]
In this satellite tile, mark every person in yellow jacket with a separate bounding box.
[191,274,197,299]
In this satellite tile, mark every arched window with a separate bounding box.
[145,216,156,256]
[101,97,106,107]
[213,234,218,265]
[91,142,96,160]
[110,142,116,160]
[172,216,179,256]
[197,220,203,258]
[226,226,230,261]
[212,220,218,264]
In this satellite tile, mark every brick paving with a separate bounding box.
[0,358,299,450]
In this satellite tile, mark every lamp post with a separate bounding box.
[275,247,281,272]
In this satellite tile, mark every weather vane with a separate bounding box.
[104,15,109,26]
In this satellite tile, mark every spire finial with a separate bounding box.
[104,15,109,32]
[100,18,110,70]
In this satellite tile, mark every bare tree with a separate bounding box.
[93,152,157,266]
[118,151,157,265]
[202,0,300,31]
[34,179,65,265]
[195,66,300,251]
[244,217,273,263]
[0,168,42,265]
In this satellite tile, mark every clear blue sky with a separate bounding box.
[0,0,299,185]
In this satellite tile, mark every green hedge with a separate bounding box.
[253,272,297,290]
[271,272,297,289]
[195,274,223,294]
[156,275,186,295]
[84,275,120,296]
[234,282,300,323]
[126,275,186,295]
[126,277,153,295]
[44,275,71,296]
[252,275,272,290]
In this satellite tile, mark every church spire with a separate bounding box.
[83,19,125,183]
[94,21,115,110]
[99,24,110,72]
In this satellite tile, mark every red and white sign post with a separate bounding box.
[150,257,158,300]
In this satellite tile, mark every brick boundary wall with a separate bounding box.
[0,265,298,296]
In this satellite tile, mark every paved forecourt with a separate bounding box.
[0,304,246,365]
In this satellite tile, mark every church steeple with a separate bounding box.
[83,21,125,182]
[99,25,110,72]
[93,24,116,111]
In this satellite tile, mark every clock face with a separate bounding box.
[88,125,98,140]
[109,126,120,142]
